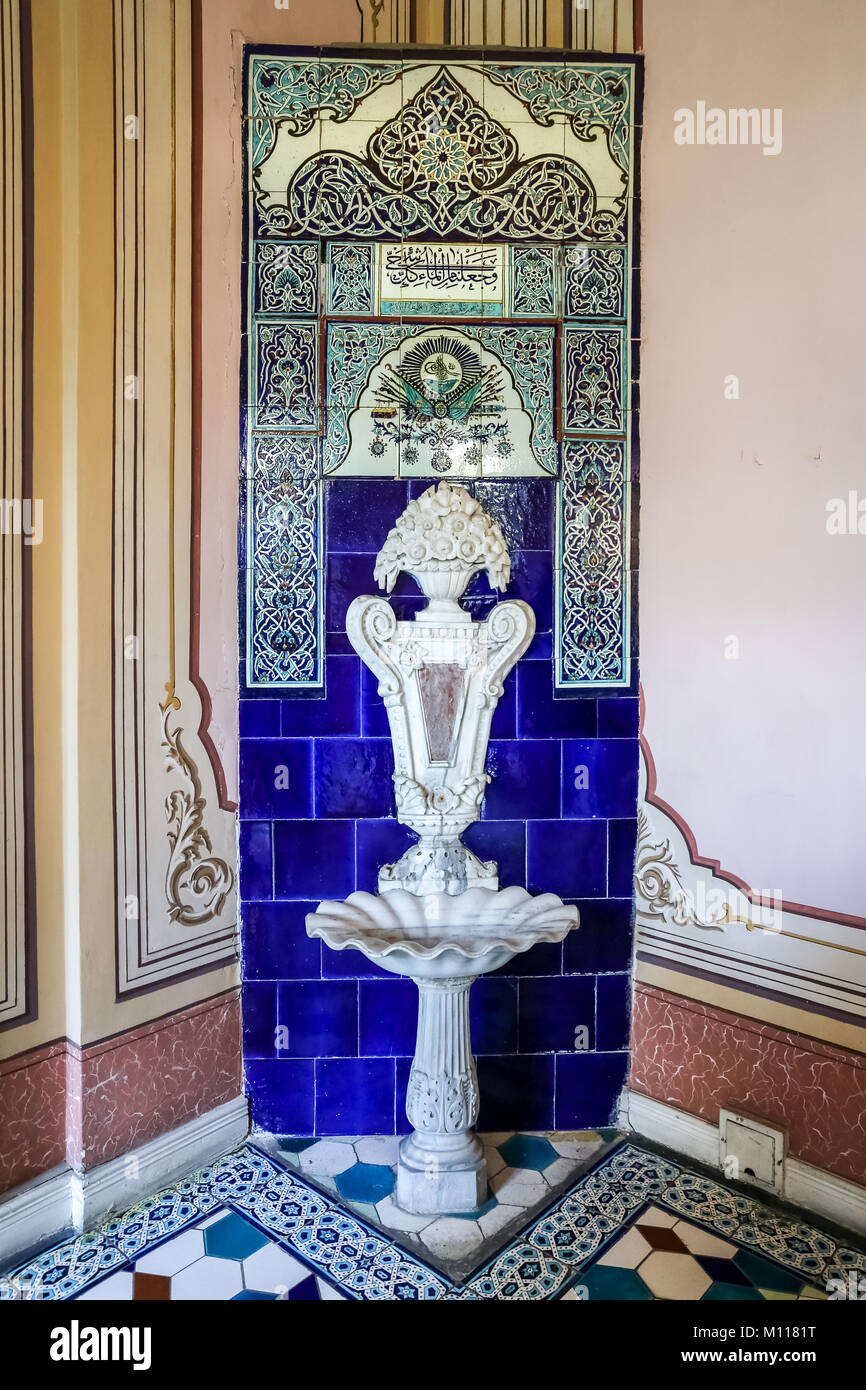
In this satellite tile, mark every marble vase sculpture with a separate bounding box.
[307,483,579,1214]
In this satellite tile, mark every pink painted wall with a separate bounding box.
[640,0,866,918]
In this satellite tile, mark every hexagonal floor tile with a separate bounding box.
[241,1241,310,1295]
[354,1136,400,1165]
[576,1265,653,1300]
[597,1226,653,1269]
[203,1212,270,1261]
[674,1219,737,1258]
[639,1251,712,1300]
[498,1134,559,1172]
[335,1162,396,1204]
[297,1139,358,1178]
[489,1166,549,1207]
[418,1216,485,1261]
[171,1256,244,1301]
[135,1228,204,1277]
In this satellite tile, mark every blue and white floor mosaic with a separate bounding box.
[4,1141,864,1302]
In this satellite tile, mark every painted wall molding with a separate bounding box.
[112,0,237,994]
[0,0,34,1029]
[620,1088,866,1238]
[365,0,638,50]
[636,699,866,1039]
[0,1095,249,1271]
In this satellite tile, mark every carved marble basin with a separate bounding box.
[306,886,578,980]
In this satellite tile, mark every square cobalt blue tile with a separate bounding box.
[246,1059,314,1135]
[239,740,312,820]
[281,656,360,737]
[242,982,278,1058]
[562,739,639,819]
[356,819,415,893]
[596,973,631,1051]
[518,975,595,1054]
[474,478,555,551]
[239,821,273,900]
[517,661,597,739]
[240,700,281,737]
[470,977,517,1055]
[278,980,358,1057]
[492,938,562,977]
[273,820,354,899]
[325,479,407,553]
[314,738,394,818]
[322,944,391,980]
[359,978,417,1056]
[316,1058,395,1135]
[327,553,378,632]
[488,676,516,739]
[463,820,525,888]
[554,1052,629,1129]
[483,741,560,820]
[361,663,390,737]
[527,820,606,898]
[506,551,553,632]
[563,899,634,974]
[597,696,640,739]
[241,901,321,981]
[609,818,638,897]
[476,1055,554,1130]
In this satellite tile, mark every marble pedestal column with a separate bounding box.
[396,975,487,1215]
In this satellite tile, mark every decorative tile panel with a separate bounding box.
[240,48,640,1128]
[250,58,633,243]
[510,246,558,317]
[557,440,629,687]
[253,321,318,430]
[564,246,626,318]
[563,323,626,434]
[326,242,375,316]
[246,435,322,688]
[254,241,319,316]
[324,322,557,477]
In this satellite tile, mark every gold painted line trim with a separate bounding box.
[719,906,866,959]
[165,0,178,710]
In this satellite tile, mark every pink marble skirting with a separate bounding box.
[0,989,241,1195]
[630,983,866,1187]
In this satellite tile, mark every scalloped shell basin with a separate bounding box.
[306,886,579,980]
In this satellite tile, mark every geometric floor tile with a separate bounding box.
[497,1134,559,1172]
[5,1142,864,1302]
[639,1251,712,1300]
[261,1127,618,1282]
[202,1212,270,1261]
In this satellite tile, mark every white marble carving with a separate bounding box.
[308,484,580,1214]
[349,483,530,895]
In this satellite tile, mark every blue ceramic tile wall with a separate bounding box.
[239,477,638,1136]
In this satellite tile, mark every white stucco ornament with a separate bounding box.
[307,482,580,1215]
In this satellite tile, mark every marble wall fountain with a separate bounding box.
[307,483,579,1214]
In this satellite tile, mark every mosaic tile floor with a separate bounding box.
[258,1128,619,1279]
[4,1141,865,1302]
